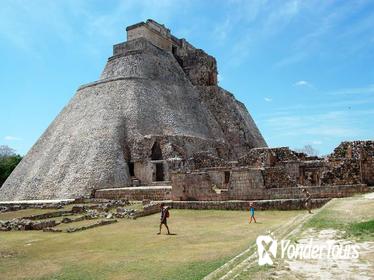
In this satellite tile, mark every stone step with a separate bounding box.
[0,199,74,205]
[149,181,171,186]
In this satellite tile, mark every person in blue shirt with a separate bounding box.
[249,202,257,223]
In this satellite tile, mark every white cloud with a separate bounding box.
[312,140,323,145]
[4,136,22,141]
[264,97,272,102]
[294,80,312,87]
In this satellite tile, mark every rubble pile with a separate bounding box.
[330,140,374,159]
[0,219,57,231]
[187,151,227,170]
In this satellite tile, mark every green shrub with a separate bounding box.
[0,154,22,186]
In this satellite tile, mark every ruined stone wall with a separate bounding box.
[262,167,298,189]
[184,151,228,170]
[228,168,265,200]
[171,172,226,201]
[298,160,326,186]
[362,158,374,185]
[169,199,330,211]
[95,186,172,201]
[321,159,361,186]
[134,161,154,185]
[238,148,273,167]
[176,49,217,86]
[330,140,374,159]
[281,162,301,183]
[238,147,303,168]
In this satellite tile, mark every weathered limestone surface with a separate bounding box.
[0,21,266,201]
[168,198,330,211]
[95,186,172,201]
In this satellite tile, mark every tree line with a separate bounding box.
[0,145,22,187]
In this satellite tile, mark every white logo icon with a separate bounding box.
[256,235,278,265]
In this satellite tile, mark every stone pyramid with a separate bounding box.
[0,20,266,201]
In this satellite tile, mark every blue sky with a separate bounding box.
[0,0,373,156]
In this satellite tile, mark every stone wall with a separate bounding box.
[185,151,228,170]
[228,168,265,200]
[170,164,370,202]
[262,184,369,200]
[262,167,297,189]
[95,186,172,201]
[321,159,361,186]
[168,198,330,211]
[330,140,374,159]
[126,20,173,51]
[362,158,374,185]
[171,171,226,201]
[176,49,217,86]
[238,147,306,168]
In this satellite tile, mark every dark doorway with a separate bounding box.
[224,171,230,184]
[155,163,164,181]
[172,45,177,55]
[151,142,163,160]
[128,162,135,177]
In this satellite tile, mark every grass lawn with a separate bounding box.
[0,209,59,220]
[0,209,301,280]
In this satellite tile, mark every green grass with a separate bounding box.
[303,195,374,241]
[234,263,273,280]
[0,209,301,280]
[346,219,374,240]
[303,209,346,231]
[0,208,59,220]
[54,219,106,230]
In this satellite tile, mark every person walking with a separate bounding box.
[249,202,257,223]
[157,203,171,235]
[302,188,313,214]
